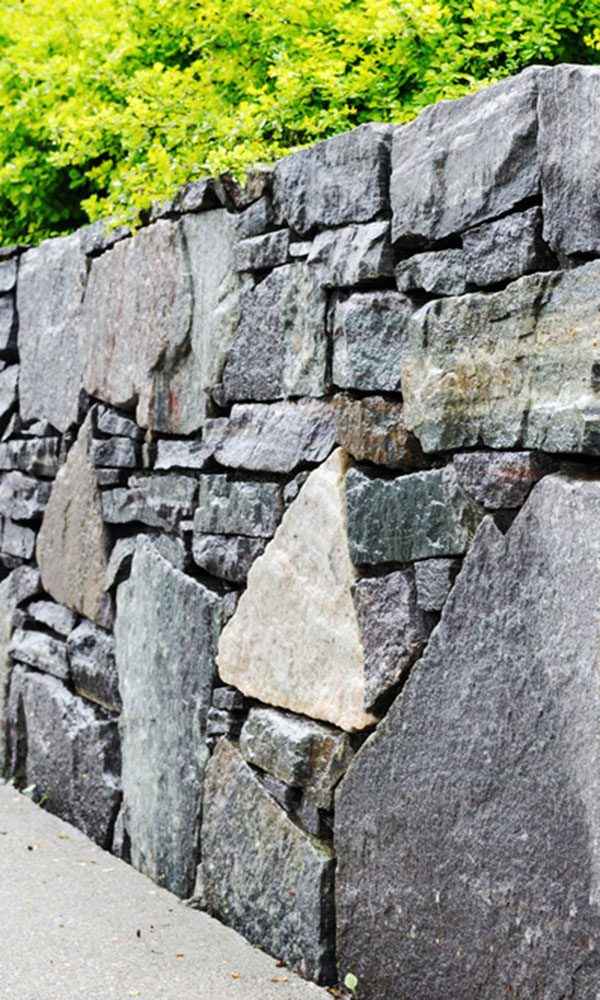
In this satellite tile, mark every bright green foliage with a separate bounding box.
[0,0,598,244]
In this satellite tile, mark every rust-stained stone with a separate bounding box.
[333,395,427,470]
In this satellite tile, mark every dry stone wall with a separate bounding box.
[1,62,600,997]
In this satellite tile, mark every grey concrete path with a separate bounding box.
[0,784,328,1000]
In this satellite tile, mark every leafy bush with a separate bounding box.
[0,0,598,244]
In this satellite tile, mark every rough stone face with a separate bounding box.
[201,740,336,983]
[208,399,336,473]
[462,207,551,287]
[67,620,121,713]
[24,600,77,637]
[307,221,394,287]
[234,196,275,239]
[89,437,140,469]
[218,450,376,731]
[331,291,414,392]
[192,534,266,583]
[539,65,600,257]
[101,474,197,531]
[336,474,600,999]
[391,67,543,246]
[352,570,430,711]
[402,262,600,454]
[115,539,222,896]
[37,416,110,625]
[17,235,87,431]
[195,477,283,538]
[0,571,24,774]
[0,472,50,521]
[222,263,327,403]
[9,628,69,680]
[0,366,18,425]
[453,450,556,509]
[82,212,240,433]
[7,666,120,848]
[346,465,483,565]
[0,294,17,354]
[0,257,17,294]
[2,519,36,560]
[274,123,391,236]
[395,249,467,296]
[154,438,213,471]
[240,706,354,809]
[414,557,460,613]
[333,395,427,470]
[235,230,290,271]
[0,439,60,478]
[93,407,143,440]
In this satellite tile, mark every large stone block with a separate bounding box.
[7,666,120,848]
[0,472,50,521]
[201,740,336,983]
[115,539,222,896]
[346,465,483,565]
[539,65,600,257]
[336,474,600,999]
[273,124,392,236]
[195,476,283,538]
[222,263,327,402]
[101,474,197,531]
[307,221,394,287]
[333,395,426,470]
[331,291,414,392]
[402,262,600,453]
[391,68,543,247]
[81,212,239,433]
[462,207,551,288]
[36,416,110,625]
[17,234,87,432]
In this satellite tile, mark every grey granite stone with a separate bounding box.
[192,534,266,583]
[336,474,600,999]
[205,706,243,739]
[178,177,220,213]
[235,230,290,271]
[0,439,60,479]
[154,438,213,471]
[462,207,551,287]
[222,263,327,402]
[7,666,120,848]
[2,519,35,561]
[346,465,484,565]
[0,294,17,354]
[402,262,600,454]
[104,539,137,591]
[93,406,144,441]
[333,395,427,470]
[24,600,77,637]
[115,538,222,896]
[195,477,283,538]
[201,740,336,983]
[9,628,69,680]
[0,257,17,294]
[414,557,461,613]
[352,570,430,711]
[307,221,394,287]
[67,620,121,713]
[0,366,18,424]
[331,290,414,392]
[395,249,468,296]
[17,233,87,432]
[101,474,197,531]
[0,571,25,774]
[95,468,127,487]
[10,566,42,605]
[391,67,543,246]
[89,437,140,469]
[233,196,275,239]
[79,219,130,257]
[208,399,336,473]
[294,798,333,841]
[212,686,245,712]
[0,472,51,521]
[274,123,391,236]
[539,65,600,257]
[262,773,300,812]
[453,450,557,509]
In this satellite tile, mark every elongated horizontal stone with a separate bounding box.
[201,740,336,983]
[9,628,69,680]
[67,620,120,713]
[89,437,140,468]
[391,67,543,246]
[346,465,483,565]
[154,438,213,471]
[17,234,87,431]
[192,534,266,583]
[395,249,467,296]
[116,539,222,896]
[336,474,600,999]
[222,263,327,402]
[0,472,50,521]
[331,291,414,392]
[462,207,551,288]
[24,600,77,637]
[402,262,600,454]
[7,666,120,848]
[235,230,290,271]
[207,399,336,473]
[274,123,392,236]
[453,450,556,509]
[195,477,283,538]
[0,439,60,478]
[102,475,197,531]
[333,395,427,470]
[93,407,143,440]
[307,221,394,287]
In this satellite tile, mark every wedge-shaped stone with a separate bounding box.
[539,65,600,257]
[9,628,69,680]
[331,291,414,392]
[36,416,110,625]
[274,123,392,236]
[17,234,87,432]
[7,666,120,849]
[346,465,483,565]
[333,395,426,470]
[115,539,222,897]
[402,262,600,454]
[82,212,239,433]
[391,67,543,246]
[307,221,394,288]
[68,620,121,713]
[336,474,600,999]
[202,740,336,983]
[218,449,377,731]
[222,263,327,402]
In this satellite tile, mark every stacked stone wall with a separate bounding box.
[2,63,600,997]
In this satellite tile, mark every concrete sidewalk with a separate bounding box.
[0,784,328,1000]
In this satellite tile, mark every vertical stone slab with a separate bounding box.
[336,475,600,999]
[36,414,110,625]
[17,233,87,432]
[115,538,222,896]
[0,572,20,774]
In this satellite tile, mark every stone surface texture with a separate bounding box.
[395,249,467,296]
[307,221,393,287]
[331,291,414,392]
[462,207,551,287]
[333,395,426,470]
[453,450,556,509]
